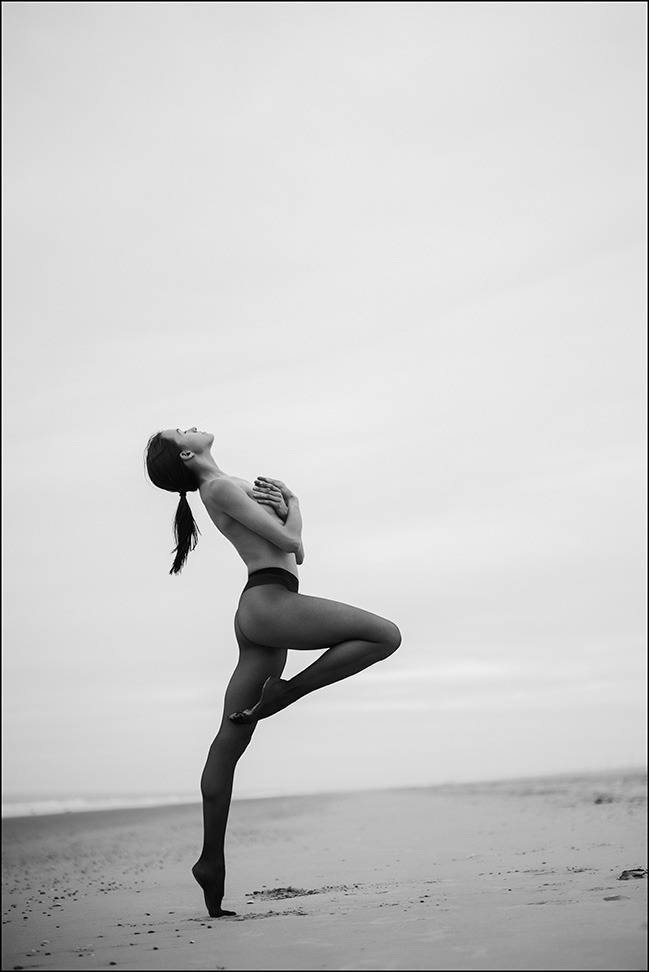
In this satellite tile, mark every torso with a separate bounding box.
[199,475,298,578]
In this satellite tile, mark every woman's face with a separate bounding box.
[162,427,215,453]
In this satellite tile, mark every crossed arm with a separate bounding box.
[208,476,305,562]
[253,478,304,564]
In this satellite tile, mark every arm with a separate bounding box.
[253,478,305,564]
[295,539,305,565]
[209,479,302,553]
[256,478,303,561]
[284,496,303,556]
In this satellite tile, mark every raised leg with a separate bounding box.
[230,590,401,724]
[193,636,286,916]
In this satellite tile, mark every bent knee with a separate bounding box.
[379,620,402,657]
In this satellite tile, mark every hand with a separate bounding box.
[255,476,296,504]
[253,478,290,521]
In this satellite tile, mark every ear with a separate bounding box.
[180,450,195,462]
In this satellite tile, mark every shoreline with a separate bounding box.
[3,765,645,819]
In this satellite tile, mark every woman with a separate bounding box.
[145,427,401,917]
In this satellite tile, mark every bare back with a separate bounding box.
[199,475,298,577]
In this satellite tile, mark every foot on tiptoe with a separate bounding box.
[191,861,236,917]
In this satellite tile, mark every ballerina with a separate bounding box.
[145,427,401,916]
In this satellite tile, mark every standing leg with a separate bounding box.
[192,629,286,916]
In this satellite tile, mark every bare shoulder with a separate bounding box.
[202,476,250,513]
[203,476,236,502]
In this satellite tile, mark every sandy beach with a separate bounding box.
[2,770,646,971]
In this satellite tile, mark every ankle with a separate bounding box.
[194,857,224,874]
[283,680,305,703]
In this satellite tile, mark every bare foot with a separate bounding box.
[192,861,236,917]
[229,676,294,724]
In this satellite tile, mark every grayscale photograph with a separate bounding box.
[2,2,646,969]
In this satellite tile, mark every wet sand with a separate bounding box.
[2,771,646,971]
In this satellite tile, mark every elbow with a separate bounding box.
[286,537,301,554]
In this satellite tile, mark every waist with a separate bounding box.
[243,567,299,594]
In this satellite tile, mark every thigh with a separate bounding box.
[238,588,396,650]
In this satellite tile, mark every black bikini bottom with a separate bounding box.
[242,567,299,594]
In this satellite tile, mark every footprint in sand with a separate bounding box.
[247,885,352,900]
[230,908,308,921]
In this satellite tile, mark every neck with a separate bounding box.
[186,451,226,487]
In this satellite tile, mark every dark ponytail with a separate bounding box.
[145,432,201,575]
[170,493,200,575]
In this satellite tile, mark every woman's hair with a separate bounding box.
[145,432,201,575]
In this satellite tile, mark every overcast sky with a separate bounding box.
[2,1,646,804]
